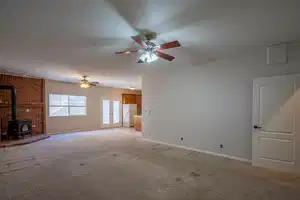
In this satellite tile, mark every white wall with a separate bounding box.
[45,80,140,134]
[142,45,300,160]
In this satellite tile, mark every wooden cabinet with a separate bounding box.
[122,94,142,115]
[135,95,142,115]
[134,115,142,132]
[122,94,136,104]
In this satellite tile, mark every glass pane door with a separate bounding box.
[113,101,120,124]
[102,100,110,125]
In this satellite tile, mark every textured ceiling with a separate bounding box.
[0,0,300,88]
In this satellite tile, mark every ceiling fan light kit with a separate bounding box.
[79,76,99,88]
[139,50,158,63]
[115,33,181,63]
[80,82,90,88]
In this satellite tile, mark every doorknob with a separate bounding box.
[253,125,262,130]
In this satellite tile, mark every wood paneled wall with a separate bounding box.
[122,93,142,115]
[0,74,45,135]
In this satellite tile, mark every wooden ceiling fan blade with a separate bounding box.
[115,49,139,54]
[159,40,181,50]
[90,82,99,85]
[90,83,97,86]
[155,51,175,61]
[131,35,144,47]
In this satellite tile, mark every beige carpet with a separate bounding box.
[0,128,299,200]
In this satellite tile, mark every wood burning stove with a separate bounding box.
[0,85,32,140]
[8,120,32,139]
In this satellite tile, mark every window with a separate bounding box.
[49,94,86,117]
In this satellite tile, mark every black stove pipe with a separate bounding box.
[0,85,17,121]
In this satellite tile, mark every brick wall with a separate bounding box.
[0,74,45,135]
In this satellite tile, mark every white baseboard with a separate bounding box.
[142,137,252,163]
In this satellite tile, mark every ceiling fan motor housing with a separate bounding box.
[144,41,158,52]
[144,32,156,41]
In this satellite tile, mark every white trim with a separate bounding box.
[142,137,252,163]
[254,73,300,81]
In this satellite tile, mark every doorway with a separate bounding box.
[102,100,121,128]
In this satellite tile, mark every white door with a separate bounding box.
[112,100,121,127]
[102,100,121,128]
[102,100,111,128]
[252,74,300,173]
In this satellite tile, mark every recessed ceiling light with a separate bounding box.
[128,87,135,90]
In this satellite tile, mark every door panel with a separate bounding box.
[253,75,300,173]
[259,83,295,133]
[113,101,120,124]
[102,100,111,128]
[112,101,121,127]
[258,137,294,162]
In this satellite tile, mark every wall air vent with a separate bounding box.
[266,43,288,65]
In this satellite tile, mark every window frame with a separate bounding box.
[48,94,87,117]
